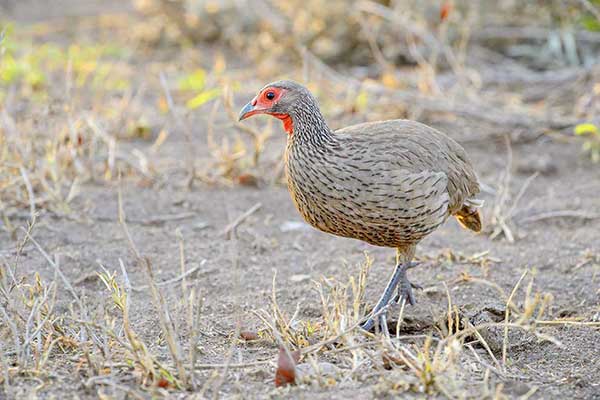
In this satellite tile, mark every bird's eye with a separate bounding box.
[265,91,275,100]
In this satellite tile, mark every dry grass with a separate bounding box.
[245,252,598,398]
[4,218,582,397]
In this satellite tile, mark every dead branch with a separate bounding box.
[131,260,206,292]
[219,202,262,238]
[473,26,600,44]
[518,210,600,225]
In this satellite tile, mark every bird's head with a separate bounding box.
[238,80,314,135]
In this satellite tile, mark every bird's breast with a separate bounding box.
[284,144,437,247]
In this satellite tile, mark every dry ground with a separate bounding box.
[1,3,600,399]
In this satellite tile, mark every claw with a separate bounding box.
[361,261,422,333]
[379,314,389,338]
[394,265,421,305]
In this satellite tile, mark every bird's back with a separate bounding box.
[334,119,480,213]
[285,119,481,247]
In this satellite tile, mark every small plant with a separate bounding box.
[574,123,600,162]
[177,68,221,109]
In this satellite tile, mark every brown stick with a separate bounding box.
[519,210,600,225]
[219,202,262,238]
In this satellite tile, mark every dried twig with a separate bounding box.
[503,270,528,366]
[117,174,188,387]
[519,210,600,225]
[219,202,262,238]
[143,258,188,387]
[209,200,244,399]
[136,212,197,226]
[580,0,600,22]
[160,72,196,188]
[18,167,36,224]
[21,229,84,311]
[473,25,600,44]
[130,261,206,292]
[194,360,272,370]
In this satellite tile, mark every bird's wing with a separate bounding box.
[347,168,449,227]
[334,119,480,213]
[311,151,451,239]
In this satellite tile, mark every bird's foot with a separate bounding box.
[360,261,420,333]
[390,261,422,306]
[360,308,391,335]
[394,277,422,306]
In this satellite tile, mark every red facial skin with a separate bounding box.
[241,87,293,135]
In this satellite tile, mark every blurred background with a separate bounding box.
[1,0,599,191]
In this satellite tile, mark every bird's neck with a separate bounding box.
[288,105,336,148]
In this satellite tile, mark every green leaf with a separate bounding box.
[178,69,206,91]
[581,15,600,32]
[355,90,369,112]
[0,54,24,83]
[574,123,599,136]
[186,87,220,109]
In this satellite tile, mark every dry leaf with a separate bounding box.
[240,330,259,341]
[156,378,170,388]
[274,347,300,387]
[236,173,259,187]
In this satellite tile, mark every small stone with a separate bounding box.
[289,274,311,283]
[193,221,210,231]
[280,221,311,232]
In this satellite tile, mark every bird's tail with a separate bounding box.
[455,198,483,233]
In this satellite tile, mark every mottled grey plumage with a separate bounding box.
[274,81,481,247]
[240,80,483,332]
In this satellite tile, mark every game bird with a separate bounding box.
[239,80,483,332]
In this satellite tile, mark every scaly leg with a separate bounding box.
[393,261,422,305]
[361,261,418,332]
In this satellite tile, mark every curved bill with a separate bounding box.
[238,102,256,121]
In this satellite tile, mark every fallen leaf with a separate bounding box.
[156,378,170,388]
[240,331,259,341]
[236,173,259,187]
[274,347,300,387]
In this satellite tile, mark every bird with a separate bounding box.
[238,80,483,333]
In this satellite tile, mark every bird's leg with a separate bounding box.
[392,261,422,305]
[376,313,390,339]
[361,262,409,332]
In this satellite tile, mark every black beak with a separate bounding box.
[238,102,256,121]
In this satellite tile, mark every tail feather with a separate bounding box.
[455,200,483,232]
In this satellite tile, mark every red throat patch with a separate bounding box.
[272,113,293,135]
